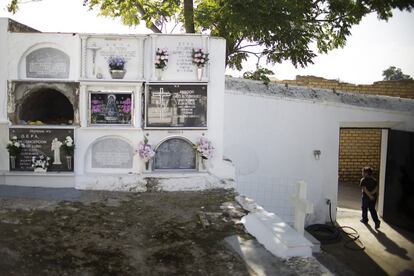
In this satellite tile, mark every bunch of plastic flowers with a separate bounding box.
[194,136,214,159]
[155,48,169,69]
[192,48,209,68]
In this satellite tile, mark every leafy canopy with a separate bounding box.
[382,66,413,81]
[7,0,414,71]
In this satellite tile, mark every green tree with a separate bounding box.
[7,0,414,71]
[243,67,274,85]
[382,66,413,81]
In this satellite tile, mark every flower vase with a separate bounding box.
[155,68,164,80]
[10,156,16,170]
[109,69,126,79]
[144,161,151,172]
[34,167,47,173]
[199,157,207,171]
[196,67,203,81]
[66,156,72,170]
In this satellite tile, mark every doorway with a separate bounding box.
[337,128,382,210]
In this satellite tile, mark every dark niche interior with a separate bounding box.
[19,89,74,125]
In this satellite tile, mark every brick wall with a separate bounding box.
[339,129,382,184]
[276,75,414,99]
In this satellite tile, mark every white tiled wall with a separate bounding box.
[236,175,299,225]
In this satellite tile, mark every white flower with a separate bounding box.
[66,136,73,142]
[7,141,12,145]
[67,142,73,147]
[12,136,17,140]
[14,142,20,147]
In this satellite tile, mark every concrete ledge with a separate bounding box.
[2,173,75,188]
[237,195,312,258]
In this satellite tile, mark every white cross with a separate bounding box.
[290,181,314,235]
[86,44,101,75]
[152,88,171,119]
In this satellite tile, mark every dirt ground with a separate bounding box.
[0,189,253,275]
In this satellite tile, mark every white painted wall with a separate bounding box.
[0,19,10,172]
[224,81,414,225]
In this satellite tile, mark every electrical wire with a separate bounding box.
[305,201,365,251]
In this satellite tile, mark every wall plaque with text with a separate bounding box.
[146,84,207,128]
[9,127,74,172]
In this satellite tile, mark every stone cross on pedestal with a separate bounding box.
[290,181,314,235]
[152,88,171,119]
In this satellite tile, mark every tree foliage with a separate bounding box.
[7,0,414,71]
[243,67,274,85]
[382,66,413,81]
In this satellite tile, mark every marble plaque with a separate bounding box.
[154,138,196,170]
[26,48,70,78]
[153,36,205,81]
[9,127,74,172]
[91,138,133,168]
[146,84,207,128]
[85,36,143,79]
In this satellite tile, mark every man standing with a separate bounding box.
[360,167,381,229]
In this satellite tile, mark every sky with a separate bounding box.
[1,0,413,84]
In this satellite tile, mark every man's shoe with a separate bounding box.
[360,219,368,224]
[375,221,381,229]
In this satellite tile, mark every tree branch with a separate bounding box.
[132,2,162,33]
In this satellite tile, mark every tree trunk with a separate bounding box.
[183,0,195,33]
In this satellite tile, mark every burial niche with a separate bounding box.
[153,137,196,170]
[19,89,74,125]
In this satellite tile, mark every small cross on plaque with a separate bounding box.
[152,88,172,119]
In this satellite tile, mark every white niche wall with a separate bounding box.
[8,33,80,80]
[83,135,140,174]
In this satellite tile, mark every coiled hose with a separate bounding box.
[305,201,365,251]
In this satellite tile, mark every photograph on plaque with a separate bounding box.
[9,128,74,172]
[89,92,133,125]
[146,84,207,128]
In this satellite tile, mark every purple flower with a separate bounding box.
[122,98,131,113]
[195,137,214,159]
[137,142,155,162]
[108,56,126,70]
[91,99,102,113]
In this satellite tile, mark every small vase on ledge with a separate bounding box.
[109,69,126,79]
[199,157,207,172]
[10,156,16,170]
[66,155,72,170]
[144,160,152,173]
[196,67,203,81]
[155,68,165,80]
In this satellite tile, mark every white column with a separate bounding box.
[378,129,388,217]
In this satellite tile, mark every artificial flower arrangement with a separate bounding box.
[6,136,24,156]
[194,136,214,159]
[137,136,155,164]
[32,154,50,171]
[61,136,75,156]
[192,48,209,68]
[155,48,169,70]
[90,98,102,123]
[108,56,126,70]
